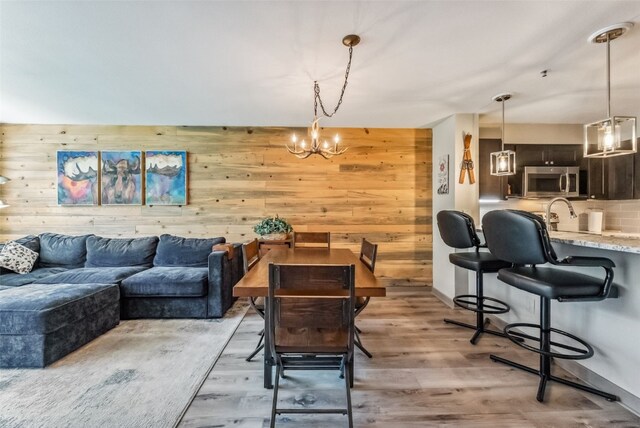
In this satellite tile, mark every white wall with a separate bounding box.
[480,123,583,145]
[432,114,479,300]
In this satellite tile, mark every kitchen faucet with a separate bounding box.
[545,197,577,231]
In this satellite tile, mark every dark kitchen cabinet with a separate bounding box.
[516,144,583,167]
[588,155,634,200]
[635,151,640,199]
[587,158,606,199]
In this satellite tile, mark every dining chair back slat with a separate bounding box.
[242,238,261,274]
[359,238,378,273]
[293,231,331,248]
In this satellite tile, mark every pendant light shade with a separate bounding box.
[584,22,637,158]
[490,93,516,176]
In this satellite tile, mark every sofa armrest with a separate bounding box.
[206,250,233,318]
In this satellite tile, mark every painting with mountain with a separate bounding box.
[145,151,187,205]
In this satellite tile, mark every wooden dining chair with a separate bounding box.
[242,238,265,362]
[293,231,330,248]
[267,263,355,428]
[354,238,378,358]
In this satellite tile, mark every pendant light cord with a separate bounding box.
[313,44,354,118]
[501,99,505,151]
[606,33,611,118]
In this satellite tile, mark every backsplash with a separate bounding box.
[479,198,639,234]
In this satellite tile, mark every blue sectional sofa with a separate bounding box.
[0,233,244,367]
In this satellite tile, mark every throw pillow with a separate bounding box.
[0,241,39,274]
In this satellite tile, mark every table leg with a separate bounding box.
[264,297,273,389]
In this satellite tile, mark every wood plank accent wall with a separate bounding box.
[0,125,432,286]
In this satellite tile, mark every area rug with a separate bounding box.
[0,302,248,428]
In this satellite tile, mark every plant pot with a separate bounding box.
[261,233,289,241]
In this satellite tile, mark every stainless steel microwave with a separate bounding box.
[523,166,580,198]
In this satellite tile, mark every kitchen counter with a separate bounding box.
[549,231,640,254]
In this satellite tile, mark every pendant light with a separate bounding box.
[584,22,636,158]
[286,34,360,159]
[490,93,516,176]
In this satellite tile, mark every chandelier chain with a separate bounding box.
[313,44,354,118]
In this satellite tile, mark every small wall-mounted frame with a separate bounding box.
[144,150,187,205]
[57,151,99,206]
[437,154,449,195]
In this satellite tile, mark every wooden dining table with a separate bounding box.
[233,247,386,388]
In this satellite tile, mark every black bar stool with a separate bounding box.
[482,209,618,402]
[436,210,513,344]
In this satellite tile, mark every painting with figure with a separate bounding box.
[145,151,187,205]
[101,151,142,205]
[57,151,99,205]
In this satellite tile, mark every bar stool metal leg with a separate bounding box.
[490,296,618,402]
[444,270,513,344]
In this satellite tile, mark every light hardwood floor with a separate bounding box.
[179,288,640,427]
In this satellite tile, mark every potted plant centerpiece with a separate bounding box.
[253,215,293,240]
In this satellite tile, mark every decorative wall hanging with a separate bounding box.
[57,151,99,206]
[437,155,450,195]
[458,133,475,184]
[101,151,142,205]
[145,150,187,205]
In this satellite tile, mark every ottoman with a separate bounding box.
[0,283,120,368]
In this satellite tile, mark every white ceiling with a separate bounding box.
[1,1,639,128]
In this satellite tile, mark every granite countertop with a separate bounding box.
[548,231,640,255]
[476,227,640,255]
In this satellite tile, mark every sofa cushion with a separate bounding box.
[153,234,225,267]
[0,282,120,335]
[0,241,39,274]
[33,266,147,285]
[86,236,159,268]
[121,266,209,297]
[0,235,40,274]
[38,233,93,269]
[0,267,68,287]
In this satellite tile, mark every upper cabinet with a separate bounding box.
[587,148,639,200]
[516,144,584,166]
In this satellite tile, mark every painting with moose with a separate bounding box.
[101,151,142,205]
[57,151,99,205]
[145,151,187,205]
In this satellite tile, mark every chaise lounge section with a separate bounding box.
[0,282,120,368]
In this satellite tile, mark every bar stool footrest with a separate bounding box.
[504,322,594,360]
[452,294,510,314]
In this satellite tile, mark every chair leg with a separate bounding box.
[270,363,281,428]
[246,331,265,362]
[343,357,353,428]
[444,271,514,345]
[490,296,618,402]
[354,330,373,358]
